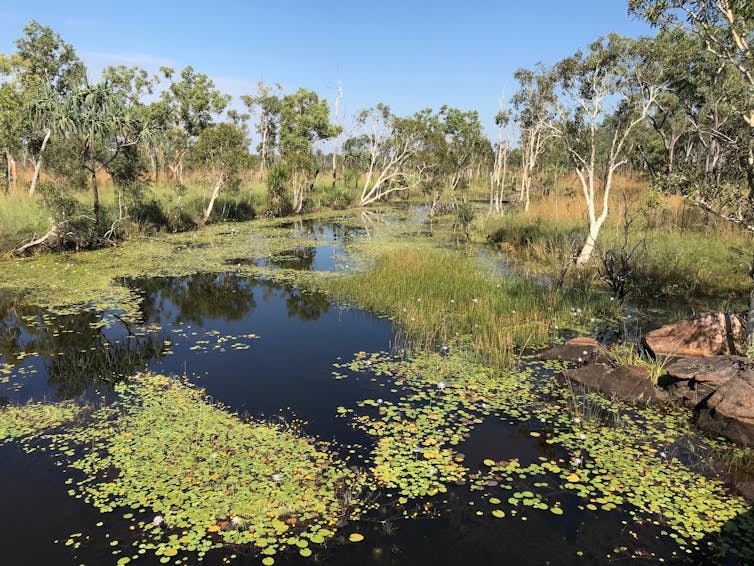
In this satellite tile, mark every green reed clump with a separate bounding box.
[326,248,603,366]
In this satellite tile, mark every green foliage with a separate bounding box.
[266,162,292,216]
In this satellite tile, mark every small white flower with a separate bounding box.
[272,473,281,483]
[573,457,583,466]
[450,299,455,304]
[376,398,384,404]
[574,417,581,424]
[417,298,421,302]
[577,357,583,363]
[511,310,516,314]
[152,515,164,526]
[582,350,589,356]
[576,308,582,313]
[660,451,667,459]
[540,417,546,423]
[414,446,422,453]
[437,382,446,390]
[211,452,217,459]
[579,433,586,440]
[472,298,478,303]
[231,516,243,526]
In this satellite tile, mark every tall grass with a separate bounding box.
[325,248,605,367]
[481,178,752,304]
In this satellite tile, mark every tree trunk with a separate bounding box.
[575,217,606,266]
[203,177,224,223]
[91,170,100,227]
[29,129,51,196]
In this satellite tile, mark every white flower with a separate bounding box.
[573,457,582,466]
[437,382,446,390]
[450,299,455,304]
[472,298,478,303]
[211,452,217,459]
[577,357,583,363]
[660,451,667,459]
[582,350,588,356]
[152,515,164,526]
[231,516,243,526]
[272,473,281,483]
[579,433,586,440]
[376,398,384,404]
[574,417,581,424]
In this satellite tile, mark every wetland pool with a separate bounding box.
[0,216,753,566]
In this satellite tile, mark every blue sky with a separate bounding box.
[0,1,653,140]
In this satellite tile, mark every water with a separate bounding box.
[0,217,751,565]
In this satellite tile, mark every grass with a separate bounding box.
[324,247,610,367]
[480,178,752,307]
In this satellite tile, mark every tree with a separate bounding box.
[159,66,229,183]
[512,66,559,211]
[190,123,249,223]
[241,82,282,180]
[356,104,424,206]
[278,88,340,213]
[490,102,513,214]
[2,21,85,194]
[56,80,152,226]
[630,0,754,344]
[553,34,660,266]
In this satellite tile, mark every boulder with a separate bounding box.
[538,337,608,364]
[696,372,754,447]
[665,380,718,408]
[666,355,754,385]
[562,363,668,406]
[643,312,745,358]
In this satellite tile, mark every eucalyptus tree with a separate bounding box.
[278,88,340,213]
[553,34,661,266]
[631,0,754,345]
[490,105,513,214]
[159,66,229,183]
[356,104,425,206]
[189,122,249,223]
[511,66,559,211]
[241,82,282,180]
[0,70,22,192]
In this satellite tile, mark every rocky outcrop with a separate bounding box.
[562,363,668,406]
[696,372,754,446]
[666,355,754,385]
[664,356,754,410]
[643,312,745,358]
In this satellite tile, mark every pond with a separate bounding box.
[0,214,752,566]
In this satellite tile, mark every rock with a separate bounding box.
[643,312,745,358]
[562,363,668,406]
[665,380,718,408]
[696,372,754,447]
[538,337,608,364]
[736,481,754,505]
[566,337,599,348]
[666,355,754,385]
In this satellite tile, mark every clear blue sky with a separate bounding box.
[0,1,653,140]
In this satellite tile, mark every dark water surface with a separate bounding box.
[0,242,750,564]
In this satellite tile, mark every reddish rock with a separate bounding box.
[538,337,608,364]
[696,372,754,447]
[562,363,667,406]
[643,312,745,358]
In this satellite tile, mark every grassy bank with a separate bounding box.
[480,181,752,309]
[324,247,609,367]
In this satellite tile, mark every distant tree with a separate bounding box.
[241,82,282,180]
[356,104,424,206]
[511,66,559,211]
[159,66,229,183]
[553,34,660,266]
[189,122,249,223]
[278,88,340,213]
